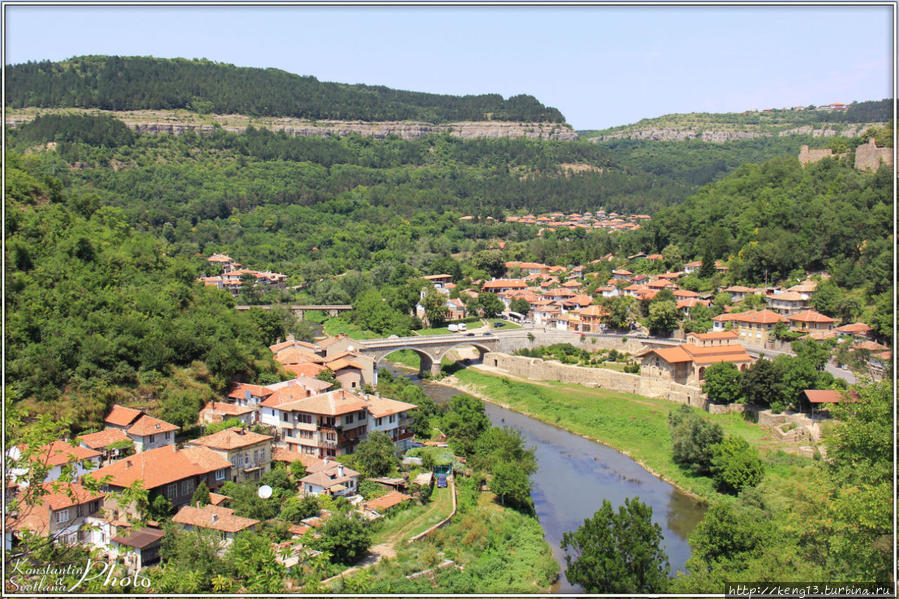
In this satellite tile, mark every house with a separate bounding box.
[324,356,367,391]
[724,286,756,303]
[576,305,609,333]
[123,415,180,453]
[198,401,256,427]
[638,343,753,386]
[7,441,102,484]
[107,526,165,573]
[712,309,788,346]
[77,428,134,464]
[300,460,360,497]
[676,298,711,315]
[685,330,740,346]
[834,323,873,339]
[226,383,276,410]
[264,389,416,458]
[103,405,180,452]
[88,445,232,510]
[612,269,632,280]
[172,504,259,541]
[765,291,808,315]
[481,279,528,293]
[423,274,453,289]
[787,310,835,334]
[6,482,104,548]
[683,261,702,274]
[187,427,273,484]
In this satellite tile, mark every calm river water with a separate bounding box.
[383,364,707,592]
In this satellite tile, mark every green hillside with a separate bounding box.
[5,55,566,123]
[580,99,891,138]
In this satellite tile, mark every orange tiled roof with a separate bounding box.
[363,394,417,418]
[105,405,145,428]
[277,389,369,416]
[8,483,104,535]
[283,363,328,379]
[126,415,180,437]
[202,401,255,417]
[34,441,100,467]
[688,330,740,341]
[788,310,835,324]
[173,504,258,533]
[189,427,272,451]
[88,445,231,490]
[834,323,873,335]
[365,490,413,512]
[227,383,275,400]
[77,428,130,450]
[713,310,787,325]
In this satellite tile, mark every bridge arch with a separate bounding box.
[433,341,495,365]
[371,346,440,379]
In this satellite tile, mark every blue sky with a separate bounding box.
[4,4,894,129]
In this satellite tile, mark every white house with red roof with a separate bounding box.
[6,482,105,549]
[7,441,102,485]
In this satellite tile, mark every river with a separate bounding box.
[382,363,706,593]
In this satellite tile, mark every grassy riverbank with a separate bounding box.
[447,367,803,502]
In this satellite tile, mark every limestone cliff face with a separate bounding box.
[134,119,578,141]
[6,112,578,141]
[591,122,883,143]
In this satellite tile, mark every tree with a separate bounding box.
[472,249,505,279]
[561,498,669,593]
[281,495,320,523]
[225,531,286,592]
[646,300,678,335]
[743,358,785,408]
[191,480,211,507]
[289,460,307,480]
[421,289,449,327]
[710,436,764,494]
[667,405,724,475]
[488,461,533,510]
[602,295,635,329]
[312,514,371,565]
[353,431,397,477]
[478,292,505,318]
[440,393,491,456]
[701,362,744,404]
[510,297,531,315]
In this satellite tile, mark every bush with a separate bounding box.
[710,436,764,494]
[667,405,724,475]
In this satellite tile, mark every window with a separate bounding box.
[181,479,194,496]
[388,415,395,423]
[299,430,313,439]
[166,483,177,499]
[376,417,383,426]
[55,509,69,523]
[215,469,226,481]
[345,414,354,424]
[148,434,155,444]
[281,412,289,422]
[326,432,336,441]
[76,504,84,518]
[164,431,171,440]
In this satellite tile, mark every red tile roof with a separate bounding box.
[189,427,272,451]
[365,490,413,512]
[788,310,835,324]
[35,441,101,467]
[77,428,130,450]
[173,504,258,533]
[88,445,230,490]
[105,405,145,428]
[126,415,180,437]
[227,383,275,400]
[802,390,858,404]
[202,401,255,417]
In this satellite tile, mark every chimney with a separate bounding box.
[337,465,344,478]
[323,456,329,466]
[125,459,133,468]
[211,513,218,524]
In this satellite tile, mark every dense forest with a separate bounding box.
[5,56,566,123]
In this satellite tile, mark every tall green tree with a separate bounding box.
[561,498,669,593]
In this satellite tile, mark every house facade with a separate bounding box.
[187,427,273,484]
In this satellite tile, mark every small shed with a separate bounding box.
[800,389,858,416]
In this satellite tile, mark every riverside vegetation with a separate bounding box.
[5,58,893,593]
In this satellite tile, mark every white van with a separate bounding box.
[458,323,467,332]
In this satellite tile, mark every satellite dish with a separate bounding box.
[257,485,273,499]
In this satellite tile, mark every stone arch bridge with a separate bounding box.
[354,333,501,378]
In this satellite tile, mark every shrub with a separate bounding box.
[667,405,724,475]
[710,436,764,494]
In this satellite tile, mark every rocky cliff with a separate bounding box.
[589,123,883,143]
[5,109,578,141]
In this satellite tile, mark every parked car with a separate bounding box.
[437,473,448,488]
[458,323,467,332]
[494,321,506,327]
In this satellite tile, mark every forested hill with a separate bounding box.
[5,55,566,123]
[580,99,891,141]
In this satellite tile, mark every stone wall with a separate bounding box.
[484,352,707,409]
[799,145,846,165]
[854,139,894,171]
[494,330,648,355]
[757,410,823,443]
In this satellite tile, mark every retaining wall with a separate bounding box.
[484,352,707,409]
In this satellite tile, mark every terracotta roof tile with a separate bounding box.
[105,405,145,428]
[77,428,130,450]
[189,427,272,451]
[88,445,230,490]
[365,490,413,512]
[126,415,180,437]
[34,441,101,467]
[173,504,258,533]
